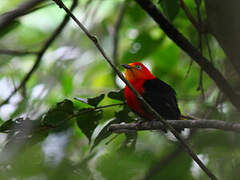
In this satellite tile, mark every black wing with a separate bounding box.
[143,78,181,120]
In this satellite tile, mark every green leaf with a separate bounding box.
[91,118,120,151]
[75,94,105,107]
[91,104,134,150]
[159,0,180,21]
[107,89,125,101]
[0,20,20,38]
[43,111,70,127]
[76,109,103,142]
[42,99,73,129]
[56,99,74,114]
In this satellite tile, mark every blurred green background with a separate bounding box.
[0,0,239,179]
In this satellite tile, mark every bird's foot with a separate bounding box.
[149,118,167,132]
[135,118,146,129]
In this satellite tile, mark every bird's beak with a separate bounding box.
[122,64,132,69]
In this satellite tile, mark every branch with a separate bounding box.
[108,120,240,133]
[0,49,37,56]
[52,1,218,179]
[0,0,46,29]
[0,0,78,107]
[135,0,240,113]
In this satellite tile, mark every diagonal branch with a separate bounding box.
[109,119,240,133]
[51,1,218,179]
[0,0,46,29]
[135,0,240,112]
[0,0,78,107]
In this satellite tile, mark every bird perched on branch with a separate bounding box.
[122,62,182,131]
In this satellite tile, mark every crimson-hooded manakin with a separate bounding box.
[122,62,181,126]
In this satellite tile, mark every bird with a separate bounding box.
[122,62,182,131]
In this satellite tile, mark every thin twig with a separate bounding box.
[109,120,240,133]
[179,0,207,33]
[0,49,37,56]
[0,0,78,107]
[180,0,199,80]
[72,102,125,117]
[135,0,240,113]
[51,1,217,179]
[204,34,213,62]
[112,0,127,66]
[179,0,199,31]
[111,0,127,87]
[184,59,194,79]
[195,0,205,99]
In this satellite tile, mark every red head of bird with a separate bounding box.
[122,62,155,83]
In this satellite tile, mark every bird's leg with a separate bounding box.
[149,118,167,132]
[148,118,157,127]
[135,117,146,128]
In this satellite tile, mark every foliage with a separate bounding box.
[0,0,239,179]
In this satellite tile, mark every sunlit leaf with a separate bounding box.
[91,118,120,151]
[75,94,105,107]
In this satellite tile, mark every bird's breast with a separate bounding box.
[124,80,153,119]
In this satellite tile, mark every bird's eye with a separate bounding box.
[136,65,142,69]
